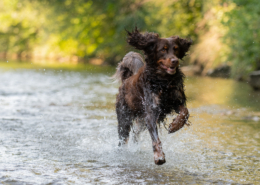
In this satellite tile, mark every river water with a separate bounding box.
[0,65,260,184]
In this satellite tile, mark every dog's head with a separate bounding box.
[127,27,192,75]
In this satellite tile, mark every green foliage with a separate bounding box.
[190,0,231,70]
[1,0,260,77]
[38,0,154,63]
[0,0,42,56]
[0,0,204,65]
[151,0,203,39]
[223,0,260,77]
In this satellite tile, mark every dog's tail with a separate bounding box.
[112,52,144,83]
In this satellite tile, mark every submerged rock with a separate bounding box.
[249,70,260,90]
[243,116,260,122]
[206,65,231,78]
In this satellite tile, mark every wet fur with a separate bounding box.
[113,27,192,165]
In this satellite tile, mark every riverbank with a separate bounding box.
[0,60,114,74]
[2,59,260,92]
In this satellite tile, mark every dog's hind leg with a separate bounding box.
[116,103,133,146]
[132,118,146,143]
[117,115,132,146]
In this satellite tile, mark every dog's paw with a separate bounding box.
[168,120,179,133]
[154,152,166,165]
[168,118,186,133]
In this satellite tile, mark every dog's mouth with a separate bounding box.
[159,63,177,75]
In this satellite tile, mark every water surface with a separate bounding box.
[0,65,260,184]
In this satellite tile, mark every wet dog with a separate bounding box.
[113,28,192,165]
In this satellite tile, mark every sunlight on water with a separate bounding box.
[0,68,260,184]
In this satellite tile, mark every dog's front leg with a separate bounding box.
[168,105,189,133]
[144,92,166,165]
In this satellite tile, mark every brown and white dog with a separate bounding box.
[113,28,192,165]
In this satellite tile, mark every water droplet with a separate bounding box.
[7,61,8,63]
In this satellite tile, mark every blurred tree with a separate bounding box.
[41,0,151,64]
[150,0,203,39]
[190,0,232,73]
[0,0,43,58]
[3,0,260,79]
[0,0,204,64]
[223,0,260,77]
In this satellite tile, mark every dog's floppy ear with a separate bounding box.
[126,27,159,52]
[177,37,193,59]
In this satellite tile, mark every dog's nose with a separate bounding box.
[171,58,178,65]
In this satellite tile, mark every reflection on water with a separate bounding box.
[186,77,260,111]
[0,66,260,184]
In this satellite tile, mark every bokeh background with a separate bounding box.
[1,1,260,184]
[1,0,260,79]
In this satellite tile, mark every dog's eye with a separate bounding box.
[174,46,178,50]
[161,48,167,53]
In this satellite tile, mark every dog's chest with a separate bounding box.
[152,83,183,112]
[159,86,178,103]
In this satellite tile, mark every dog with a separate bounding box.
[113,27,192,165]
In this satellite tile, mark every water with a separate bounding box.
[0,66,260,184]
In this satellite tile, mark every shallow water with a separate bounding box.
[0,66,260,184]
